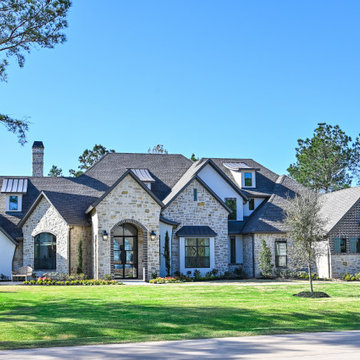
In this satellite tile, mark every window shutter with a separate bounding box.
[333,238,341,253]
[349,238,358,253]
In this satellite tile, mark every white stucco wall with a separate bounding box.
[198,164,244,220]
[0,231,16,278]
[243,198,265,217]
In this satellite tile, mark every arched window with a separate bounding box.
[34,233,56,270]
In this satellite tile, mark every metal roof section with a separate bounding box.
[176,225,217,237]
[223,162,260,171]
[1,178,28,193]
[130,169,155,182]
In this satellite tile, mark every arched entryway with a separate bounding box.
[112,223,138,279]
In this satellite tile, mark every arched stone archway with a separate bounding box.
[110,219,148,280]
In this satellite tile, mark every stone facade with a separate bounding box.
[92,174,161,280]
[162,178,229,274]
[327,199,360,278]
[253,233,305,277]
[242,234,254,277]
[70,226,92,276]
[22,197,69,274]
[12,240,23,271]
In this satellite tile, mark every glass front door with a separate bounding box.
[113,224,138,279]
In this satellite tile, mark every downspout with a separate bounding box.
[252,234,255,278]
[68,226,73,275]
[328,243,331,279]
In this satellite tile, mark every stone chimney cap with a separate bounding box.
[32,141,44,149]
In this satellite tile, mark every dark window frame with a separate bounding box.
[340,238,347,253]
[225,198,237,220]
[193,188,198,201]
[249,199,255,211]
[185,238,210,268]
[230,236,236,264]
[34,233,56,270]
[275,240,287,268]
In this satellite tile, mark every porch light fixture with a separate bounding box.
[150,231,156,241]
[102,230,109,241]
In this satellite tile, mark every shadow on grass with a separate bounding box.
[1,296,360,350]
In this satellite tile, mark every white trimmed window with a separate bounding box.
[6,194,22,212]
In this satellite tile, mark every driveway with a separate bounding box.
[1,330,359,359]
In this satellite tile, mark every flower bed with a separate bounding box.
[149,276,186,284]
[342,273,360,281]
[24,278,122,286]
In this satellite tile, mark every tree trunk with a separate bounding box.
[308,263,313,293]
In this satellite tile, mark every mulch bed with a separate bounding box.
[293,291,330,298]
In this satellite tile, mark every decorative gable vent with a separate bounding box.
[1,178,28,193]
[130,169,155,189]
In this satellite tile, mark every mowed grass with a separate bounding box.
[0,282,360,350]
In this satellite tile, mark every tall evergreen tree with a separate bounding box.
[288,123,360,192]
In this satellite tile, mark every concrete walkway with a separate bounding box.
[1,331,360,359]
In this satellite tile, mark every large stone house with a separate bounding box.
[0,141,359,280]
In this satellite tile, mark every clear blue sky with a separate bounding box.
[1,0,360,176]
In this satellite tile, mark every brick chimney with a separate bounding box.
[32,141,44,177]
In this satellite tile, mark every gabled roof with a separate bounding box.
[86,170,164,214]
[163,175,231,213]
[209,158,279,198]
[84,152,193,201]
[163,158,248,206]
[18,191,68,227]
[319,186,360,233]
[242,175,307,233]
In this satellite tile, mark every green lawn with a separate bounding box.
[1,282,360,350]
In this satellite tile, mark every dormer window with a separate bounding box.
[222,163,258,189]
[1,178,28,212]
[6,194,22,212]
[244,173,253,187]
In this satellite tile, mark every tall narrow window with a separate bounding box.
[249,199,255,211]
[230,236,236,264]
[193,188,198,201]
[34,233,56,270]
[275,241,287,267]
[225,198,237,220]
[340,238,347,253]
[244,172,253,187]
[185,238,210,268]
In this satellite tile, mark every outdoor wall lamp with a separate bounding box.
[150,231,157,241]
[102,230,109,241]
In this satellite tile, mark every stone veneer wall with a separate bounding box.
[162,179,229,274]
[242,234,254,277]
[70,226,92,277]
[328,199,360,278]
[12,240,23,271]
[22,197,69,273]
[93,174,161,280]
[253,233,304,277]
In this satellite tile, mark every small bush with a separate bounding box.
[149,276,186,284]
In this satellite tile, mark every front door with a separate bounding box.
[113,224,138,279]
